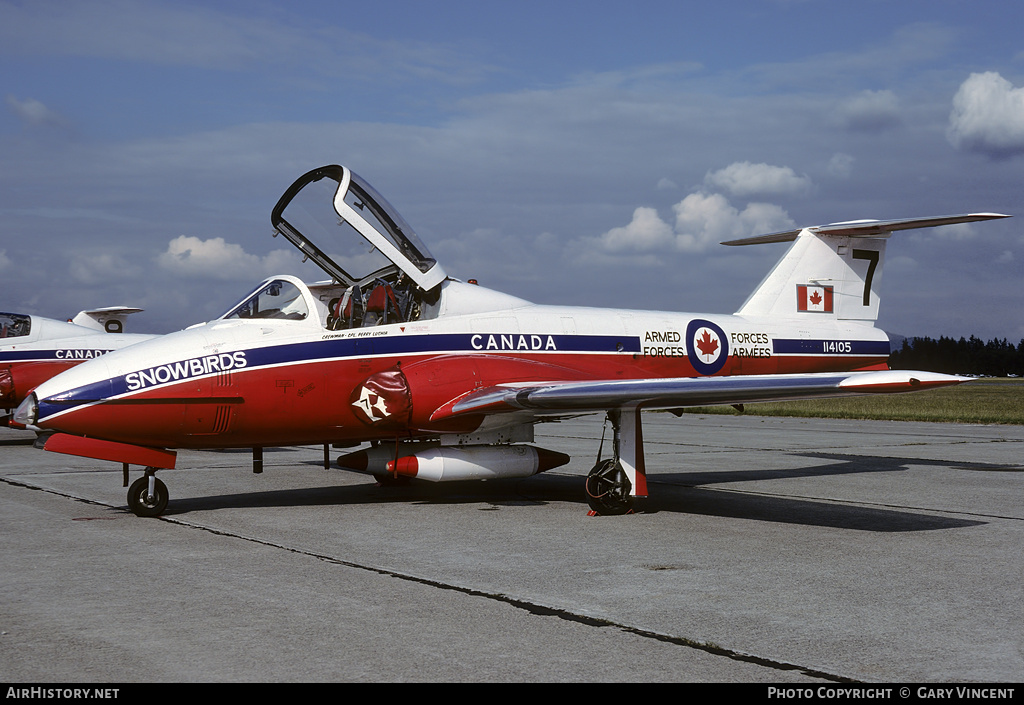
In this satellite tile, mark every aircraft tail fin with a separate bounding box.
[70,307,144,333]
[724,213,1009,322]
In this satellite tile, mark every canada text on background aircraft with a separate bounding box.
[1,307,151,426]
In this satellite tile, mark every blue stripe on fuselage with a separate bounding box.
[35,333,640,421]
[246,332,640,368]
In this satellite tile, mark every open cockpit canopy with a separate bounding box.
[214,166,452,332]
[271,165,446,292]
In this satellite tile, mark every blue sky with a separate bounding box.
[1,0,1023,341]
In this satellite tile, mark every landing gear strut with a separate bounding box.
[127,468,168,517]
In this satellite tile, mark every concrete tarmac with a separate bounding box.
[1,412,1022,683]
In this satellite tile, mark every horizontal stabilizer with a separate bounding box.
[721,213,1010,246]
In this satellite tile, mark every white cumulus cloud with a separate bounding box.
[591,192,795,256]
[674,193,794,251]
[594,206,675,252]
[703,161,811,198]
[157,236,298,280]
[947,72,1024,158]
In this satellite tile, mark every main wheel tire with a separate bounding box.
[585,458,633,515]
[127,476,169,517]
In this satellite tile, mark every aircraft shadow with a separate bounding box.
[641,487,982,532]
[160,476,561,516]
[659,451,1023,486]
[642,451,1002,531]
[0,434,36,446]
[155,452,988,532]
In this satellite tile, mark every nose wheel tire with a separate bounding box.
[585,458,633,515]
[127,476,169,517]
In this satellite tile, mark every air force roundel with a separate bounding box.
[686,318,729,375]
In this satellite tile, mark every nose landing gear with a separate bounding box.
[127,468,168,517]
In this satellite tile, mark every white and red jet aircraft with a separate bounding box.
[14,164,1009,517]
[2,307,152,426]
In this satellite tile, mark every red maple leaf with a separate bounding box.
[809,290,822,306]
[696,329,719,358]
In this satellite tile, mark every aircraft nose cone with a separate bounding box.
[28,357,116,433]
[12,392,37,427]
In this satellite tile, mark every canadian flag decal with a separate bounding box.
[797,284,834,313]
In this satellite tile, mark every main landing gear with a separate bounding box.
[126,468,168,517]
[584,408,646,516]
[585,458,633,515]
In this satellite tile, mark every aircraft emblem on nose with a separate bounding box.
[352,385,392,423]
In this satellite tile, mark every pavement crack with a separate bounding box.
[160,511,856,684]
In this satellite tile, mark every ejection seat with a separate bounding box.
[363,282,402,326]
[328,281,403,330]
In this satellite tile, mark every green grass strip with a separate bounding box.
[678,378,1024,425]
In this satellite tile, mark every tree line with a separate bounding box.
[888,336,1024,377]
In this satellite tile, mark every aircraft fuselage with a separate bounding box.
[29,293,888,449]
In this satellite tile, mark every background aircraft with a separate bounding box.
[1,307,153,425]
[14,165,1009,517]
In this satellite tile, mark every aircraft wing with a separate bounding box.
[429,370,968,422]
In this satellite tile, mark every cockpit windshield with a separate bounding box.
[270,165,446,292]
[0,312,31,339]
[222,280,309,321]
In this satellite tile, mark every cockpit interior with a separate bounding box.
[0,313,31,339]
